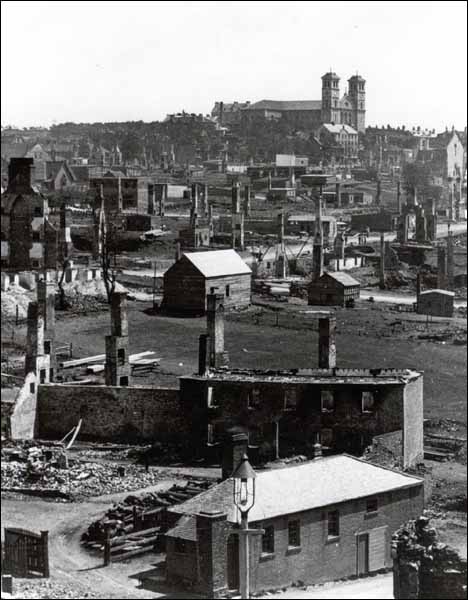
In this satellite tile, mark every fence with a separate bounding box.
[3,528,49,578]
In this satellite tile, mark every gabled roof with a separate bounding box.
[321,123,358,135]
[170,454,422,525]
[182,249,252,278]
[45,161,76,182]
[244,100,322,112]
[322,271,361,287]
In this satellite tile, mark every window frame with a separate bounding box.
[288,519,301,549]
[261,524,275,555]
[327,510,340,539]
[366,497,378,514]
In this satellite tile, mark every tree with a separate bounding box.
[402,162,432,197]
[96,201,119,303]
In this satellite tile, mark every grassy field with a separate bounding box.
[48,298,467,422]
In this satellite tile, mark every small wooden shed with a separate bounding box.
[162,249,252,314]
[308,271,361,307]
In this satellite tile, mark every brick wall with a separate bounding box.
[37,384,186,442]
[246,485,424,594]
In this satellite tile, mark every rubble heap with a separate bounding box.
[1,443,173,500]
[392,516,467,599]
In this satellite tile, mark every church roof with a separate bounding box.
[244,100,322,112]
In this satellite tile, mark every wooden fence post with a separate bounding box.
[40,531,49,578]
[104,526,111,566]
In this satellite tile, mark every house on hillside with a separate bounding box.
[165,455,424,597]
[308,272,361,307]
[44,161,76,191]
[162,249,252,314]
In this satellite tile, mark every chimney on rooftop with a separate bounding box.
[7,157,34,194]
[318,316,337,369]
[222,428,249,480]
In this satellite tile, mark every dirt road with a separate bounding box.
[258,573,394,599]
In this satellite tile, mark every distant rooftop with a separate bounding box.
[244,100,322,112]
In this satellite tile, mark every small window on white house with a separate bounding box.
[362,391,375,413]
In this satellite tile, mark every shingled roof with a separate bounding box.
[169,455,422,527]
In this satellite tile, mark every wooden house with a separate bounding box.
[417,289,455,318]
[308,272,360,307]
[162,249,252,314]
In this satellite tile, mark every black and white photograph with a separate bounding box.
[1,1,467,598]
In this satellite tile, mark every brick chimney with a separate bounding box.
[206,288,228,368]
[319,316,337,369]
[7,158,35,193]
[222,427,249,480]
[105,292,131,386]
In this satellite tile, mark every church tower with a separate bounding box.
[348,75,366,133]
[321,72,341,124]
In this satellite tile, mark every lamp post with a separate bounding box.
[232,454,256,599]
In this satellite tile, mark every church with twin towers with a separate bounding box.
[220,71,366,133]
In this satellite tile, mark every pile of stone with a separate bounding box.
[2,579,99,599]
[392,516,467,599]
[1,444,172,499]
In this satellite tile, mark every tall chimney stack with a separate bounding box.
[207,288,228,368]
[318,316,337,369]
[379,233,386,289]
[437,245,447,289]
[222,428,249,480]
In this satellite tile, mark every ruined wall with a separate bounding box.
[403,377,424,467]
[393,516,467,599]
[10,372,38,439]
[37,385,186,442]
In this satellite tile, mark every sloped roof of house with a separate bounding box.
[244,100,322,112]
[45,161,76,182]
[419,289,455,297]
[169,455,422,526]
[183,249,252,278]
[322,271,361,287]
[321,123,358,135]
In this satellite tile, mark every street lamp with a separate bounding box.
[233,454,256,599]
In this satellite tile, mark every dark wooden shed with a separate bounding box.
[308,271,361,307]
[162,249,252,314]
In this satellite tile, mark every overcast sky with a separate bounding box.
[1,0,466,130]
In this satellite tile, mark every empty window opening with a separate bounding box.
[327,510,340,538]
[284,389,298,410]
[248,389,261,410]
[174,539,188,554]
[117,348,126,365]
[225,284,230,298]
[321,390,335,413]
[49,368,54,380]
[29,382,35,394]
[32,231,40,242]
[119,376,129,386]
[207,386,218,408]
[288,520,301,548]
[262,525,275,554]
[362,391,375,413]
[44,340,51,355]
[366,497,378,513]
[34,206,43,217]
[321,428,334,447]
[39,369,46,384]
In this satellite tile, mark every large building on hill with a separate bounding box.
[237,71,366,133]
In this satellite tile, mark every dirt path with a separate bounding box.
[1,481,179,599]
[258,573,394,599]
